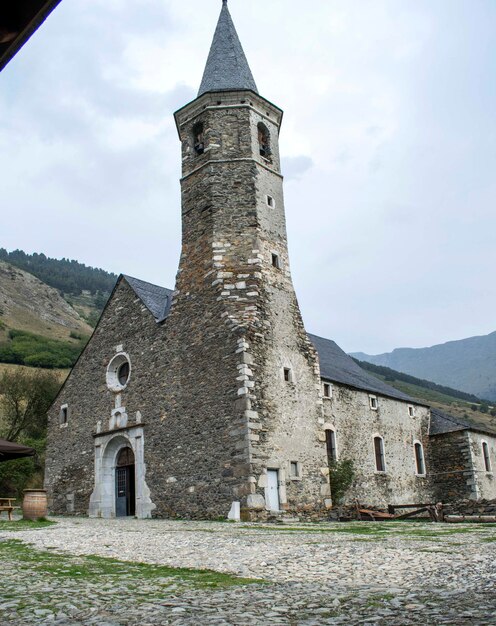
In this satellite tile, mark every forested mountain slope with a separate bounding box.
[0,248,117,296]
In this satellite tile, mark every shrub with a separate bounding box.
[329,459,355,505]
[0,330,86,369]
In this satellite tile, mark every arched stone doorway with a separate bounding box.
[115,447,136,517]
[89,429,155,519]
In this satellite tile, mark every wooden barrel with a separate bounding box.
[22,489,48,521]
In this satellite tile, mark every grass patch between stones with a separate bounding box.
[238,522,488,539]
[0,539,262,589]
[0,518,56,532]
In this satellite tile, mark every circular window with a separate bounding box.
[106,353,131,392]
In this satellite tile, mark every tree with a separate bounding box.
[0,369,61,442]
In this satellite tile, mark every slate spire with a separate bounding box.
[198,1,258,97]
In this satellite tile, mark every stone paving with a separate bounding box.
[1,517,496,625]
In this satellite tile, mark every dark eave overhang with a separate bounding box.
[0,0,62,73]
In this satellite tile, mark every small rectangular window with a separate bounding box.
[271,253,280,269]
[59,405,68,426]
[482,442,492,473]
[369,395,378,410]
[414,442,426,475]
[283,367,292,383]
[408,405,415,417]
[323,382,332,398]
[374,436,386,472]
[290,461,299,478]
[267,195,274,208]
[326,430,337,465]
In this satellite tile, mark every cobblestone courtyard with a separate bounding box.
[1,517,495,625]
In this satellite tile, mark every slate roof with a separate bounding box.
[429,408,470,436]
[430,407,496,437]
[119,277,416,403]
[308,334,415,404]
[121,277,496,432]
[123,275,173,323]
[198,1,258,97]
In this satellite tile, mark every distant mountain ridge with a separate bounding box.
[351,331,496,401]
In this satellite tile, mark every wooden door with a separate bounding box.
[266,470,280,511]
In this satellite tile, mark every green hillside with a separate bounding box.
[355,358,496,423]
[0,259,96,370]
[0,248,116,370]
[352,331,496,402]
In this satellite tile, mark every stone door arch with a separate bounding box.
[89,427,155,519]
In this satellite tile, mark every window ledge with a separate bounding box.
[415,473,427,478]
[59,423,68,429]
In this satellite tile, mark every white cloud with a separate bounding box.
[0,0,495,354]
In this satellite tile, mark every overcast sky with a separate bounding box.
[1,0,495,354]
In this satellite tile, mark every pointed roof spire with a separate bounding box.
[198,1,258,97]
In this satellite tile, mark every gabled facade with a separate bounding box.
[45,2,495,520]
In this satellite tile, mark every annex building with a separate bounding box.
[45,1,496,520]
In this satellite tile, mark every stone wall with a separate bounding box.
[467,431,496,500]
[443,498,496,517]
[322,384,432,507]
[427,431,475,501]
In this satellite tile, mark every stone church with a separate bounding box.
[45,1,496,520]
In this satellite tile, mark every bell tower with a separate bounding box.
[162,1,329,519]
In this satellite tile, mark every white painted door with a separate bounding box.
[266,470,280,511]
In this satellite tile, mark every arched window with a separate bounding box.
[192,122,205,155]
[325,429,337,465]
[257,122,270,158]
[117,447,135,467]
[482,441,492,473]
[374,436,386,472]
[414,441,426,475]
